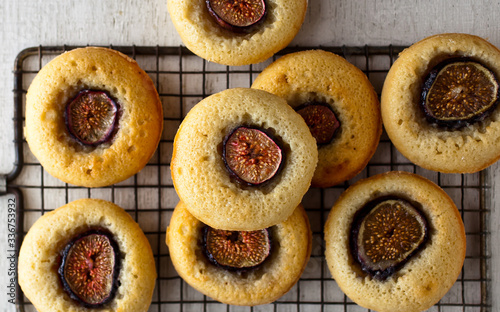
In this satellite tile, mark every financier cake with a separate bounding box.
[166,0,307,66]
[170,88,318,231]
[252,50,382,187]
[324,171,466,312]
[18,198,157,312]
[381,33,500,173]
[166,201,312,306]
[25,47,163,187]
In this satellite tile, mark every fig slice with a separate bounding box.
[421,58,499,128]
[223,126,283,186]
[203,226,271,271]
[350,197,428,280]
[66,90,119,146]
[206,0,266,32]
[296,102,340,145]
[58,229,120,307]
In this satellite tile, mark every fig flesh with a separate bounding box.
[421,58,499,129]
[223,126,283,186]
[206,0,266,33]
[296,102,340,145]
[203,226,271,271]
[65,90,119,146]
[58,229,120,307]
[350,197,428,280]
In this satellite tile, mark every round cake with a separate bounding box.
[166,0,307,66]
[166,201,312,306]
[324,171,466,312]
[171,87,318,231]
[252,49,382,187]
[18,198,157,312]
[381,33,500,173]
[25,47,163,187]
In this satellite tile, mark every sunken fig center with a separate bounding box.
[59,230,120,307]
[203,226,271,270]
[295,102,340,145]
[65,90,119,146]
[350,197,428,280]
[421,58,500,129]
[206,0,266,32]
[223,126,283,186]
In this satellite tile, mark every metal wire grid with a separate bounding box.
[6,45,491,312]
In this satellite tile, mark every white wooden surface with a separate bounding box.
[1,1,499,311]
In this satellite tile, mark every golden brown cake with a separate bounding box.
[252,50,382,187]
[381,33,500,173]
[171,87,317,231]
[18,198,157,312]
[166,201,311,306]
[25,47,163,187]
[166,0,307,66]
[324,171,466,312]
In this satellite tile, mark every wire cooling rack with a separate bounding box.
[5,45,491,312]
